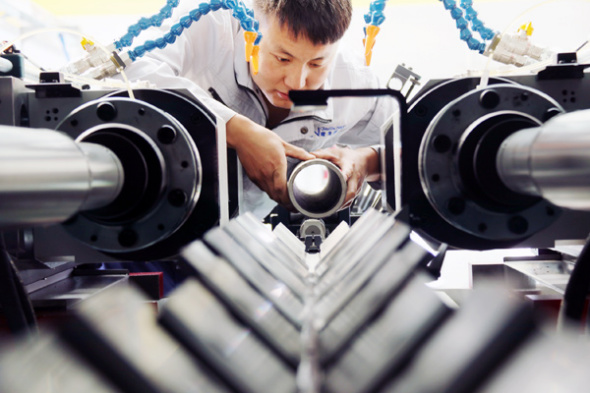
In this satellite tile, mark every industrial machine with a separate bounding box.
[0,73,234,259]
[3,26,590,393]
[386,53,590,251]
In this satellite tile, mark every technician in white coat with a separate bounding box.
[124,0,394,218]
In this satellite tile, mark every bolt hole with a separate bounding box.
[431,174,440,182]
[433,135,452,153]
[478,223,487,233]
[71,119,78,127]
[44,116,51,122]
[448,197,466,215]
[181,161,189,168]
[546,206,555,216]
[157,224,165,231]
[138,108,146,115]
[90,235,98,242]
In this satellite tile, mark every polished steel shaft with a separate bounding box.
[287,159,347,218]
[497,109,590,210]
[0,126,124,227]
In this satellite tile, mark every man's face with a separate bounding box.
[251,13,339,109]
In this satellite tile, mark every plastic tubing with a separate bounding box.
[479,0,590,87]
[128,0,260,62]
[1,28,135,100]
[114,0,181,50]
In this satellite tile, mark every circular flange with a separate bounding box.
[418,84,564,241]
[56,97,202,253]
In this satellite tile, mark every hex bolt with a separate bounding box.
[479,90,500,109]
[508,216,528,235]
[433,135,452,153]
[168,189,188,207]
[448,197,466,215]
[118,229,138,247]
[157,125,177,144]
[96,102,118,121]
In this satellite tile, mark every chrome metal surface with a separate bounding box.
[498,109,590,210]
[0,126,123,228]
[503,259,574,294]
[287,159,347,218]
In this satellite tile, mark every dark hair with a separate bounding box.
[253,0,352,45]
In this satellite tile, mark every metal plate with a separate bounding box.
[60,284,229,393]
[204,227,304,327]
[236,213,308,278]
[324,274,450,393]
[223,219,308,298]
[315,222,412,323]
[0,334,123,393]
[319,241,431,363]
[316,209,387,277]
[316,215,398,295]
[382,286,536,393]
[182,241,301,366]
[160,279,297,393]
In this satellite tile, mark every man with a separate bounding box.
[125,0,393,218]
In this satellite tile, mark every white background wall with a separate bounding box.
[3,0,590,82]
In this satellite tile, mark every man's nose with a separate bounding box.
[285,66,307,90]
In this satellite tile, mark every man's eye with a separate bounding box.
[276,56,289,63]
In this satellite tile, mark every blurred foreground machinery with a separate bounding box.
[2,211,590,393]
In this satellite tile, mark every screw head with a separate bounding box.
[479,90,500,109]
[96,102,117,121]
[157,125,177,144]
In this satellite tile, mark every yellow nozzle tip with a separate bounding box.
[81,37,94,48]
[252,45,260,75]
[244,31,257,62]
[365,51,373,66]
[364,25,380,59]
[518,22,534,36]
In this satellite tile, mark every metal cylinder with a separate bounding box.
[0,126,124,228]
[497,109,590,210]
[287,159,347,218]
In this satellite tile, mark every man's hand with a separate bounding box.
[226,114,315,209]
[311,145,380,209]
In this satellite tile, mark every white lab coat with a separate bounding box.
[123,2,395,218]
